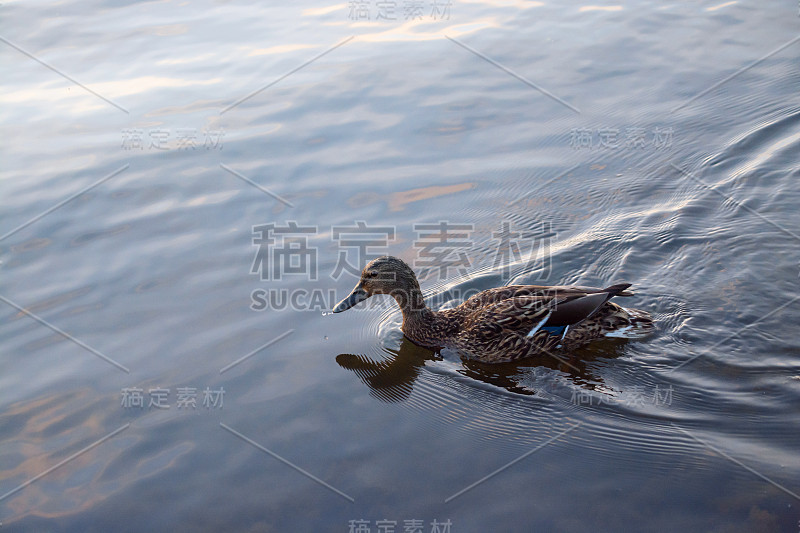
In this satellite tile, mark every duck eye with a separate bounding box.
[366,271,378,278]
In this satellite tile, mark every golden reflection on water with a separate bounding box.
[578,5,623,12]
[0,76,223,111]
[1,390,110,517]
[1,389,198,523]
[705,1,738,12]
[344,182,475,211]
[387,183,474,211]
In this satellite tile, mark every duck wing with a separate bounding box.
[461,294,575,342]
[459,283,633,342]
[543,283,632,327]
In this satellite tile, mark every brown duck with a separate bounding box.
[333,256,653,363]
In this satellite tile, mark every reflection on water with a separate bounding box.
[336,335,630,402]
[337,339,434,403]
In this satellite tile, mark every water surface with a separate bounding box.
[1,1,799,531]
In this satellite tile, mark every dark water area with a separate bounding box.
[1,1,799,531]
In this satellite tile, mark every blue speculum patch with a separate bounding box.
[541,325,568,336]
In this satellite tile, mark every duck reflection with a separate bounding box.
[336,338,433,402]
[336,336,629,402]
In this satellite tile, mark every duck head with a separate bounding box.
[333,256,425,313]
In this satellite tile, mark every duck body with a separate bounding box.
[333,256,653,363]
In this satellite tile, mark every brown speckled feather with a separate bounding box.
[333,256,654,364]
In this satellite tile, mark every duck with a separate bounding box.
[332,256,653,363]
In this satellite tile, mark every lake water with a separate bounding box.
[2,1,799,531]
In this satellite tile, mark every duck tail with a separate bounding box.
[604,283,634,297]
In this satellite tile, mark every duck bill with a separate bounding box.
[333,285,368,313]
